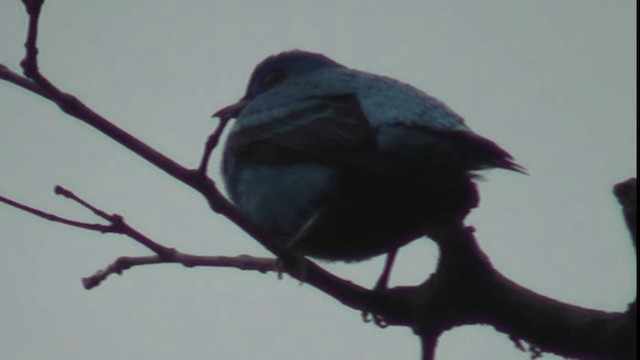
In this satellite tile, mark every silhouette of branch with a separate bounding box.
[614,178,637,252]
[82,254,277,290]
[613,178,637,317]
[0,193,112,232]
[2,0,386,324]
[198,117,231,174]
[52,186,177,257]
[0,188,278,289]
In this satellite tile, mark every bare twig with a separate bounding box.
[0,194,112,232]
[20,0,45,79]
[19,0,68,99]
[1,0,382,321]
[53,186,178,257]
[2,187,379,321]
[198,117,231,174]
[54,186,112,220]
[3,58,379,322]
[1,187,174,257]
[82,254,277,289]
[1,190,279,289]
[0,64,55,100]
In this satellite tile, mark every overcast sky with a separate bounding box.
[0,1,636,359]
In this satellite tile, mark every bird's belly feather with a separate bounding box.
[225,157,477,262]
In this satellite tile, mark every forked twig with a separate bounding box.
[1,187,278,289]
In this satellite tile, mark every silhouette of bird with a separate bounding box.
[214,50,524,287]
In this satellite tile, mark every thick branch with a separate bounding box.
[487,273,635,359]
[388,226,637,360]
[614,178,637,251]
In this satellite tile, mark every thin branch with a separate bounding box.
[52,186,178,257]
[1,187,176,257]
[0,64,55,100]
[20,0,45,79]
[0,187,380,346]
[0,194,112,232]
[4,181,382,328]
[0,66,381,317]
[1,188,383,321]
[198,117,231,174]
[54,186,112,220]
[82,253,277,289]
[1,191,279,290]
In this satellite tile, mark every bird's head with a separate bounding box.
[213,50,344,119]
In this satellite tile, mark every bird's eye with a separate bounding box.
[261,67,286,90]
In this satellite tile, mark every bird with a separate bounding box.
[214,50,524,287]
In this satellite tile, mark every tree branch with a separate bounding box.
[1,0,387,325]
[82,254,277,290]
[0,193,112,232]
[198,117,230,174]
[0,185,381,321]
[614,178,637,252]
[391,225,637,360]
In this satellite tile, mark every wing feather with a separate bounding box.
[227,94,374,163]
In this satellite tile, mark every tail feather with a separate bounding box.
[453,130,527,175]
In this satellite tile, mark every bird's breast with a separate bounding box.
[223,159,339,241]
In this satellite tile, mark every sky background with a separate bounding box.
[0,1,636,359]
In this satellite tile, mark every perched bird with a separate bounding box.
[215,50,523,285]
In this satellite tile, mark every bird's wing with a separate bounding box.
[226,94,375,163]
[226,91,525,174]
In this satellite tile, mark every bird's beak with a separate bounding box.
[212,97,248,119]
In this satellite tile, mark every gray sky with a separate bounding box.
[0,1,636,359]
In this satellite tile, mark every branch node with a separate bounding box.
[53,185,71,197]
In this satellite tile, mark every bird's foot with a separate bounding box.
[361,310,389,328]
[276,253,308,286]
